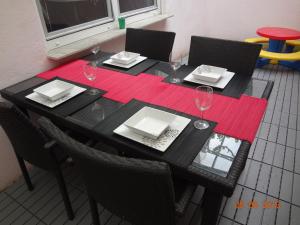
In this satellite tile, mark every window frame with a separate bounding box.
[39,0,163,51]
[35,0,114,40]
[117,0,158,18]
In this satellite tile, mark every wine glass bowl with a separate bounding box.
[83,64,97,80]
[91,46,101,64]
[170,61,181,71]
[83,64,100,95]
[91,46,100,55]
[194,86,213,129]
[91,101,105,122]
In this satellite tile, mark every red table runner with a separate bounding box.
[37,60,267,143]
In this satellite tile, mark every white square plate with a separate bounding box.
[34,80,75,101]
[114,109,191,152]
[103,56,147,69]
[110,51,140,65]
[26,85,86,108]
[192,65,227,83]
[184,69,235,89]
[124,107,177,139]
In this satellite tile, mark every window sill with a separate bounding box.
[47,13,173,61]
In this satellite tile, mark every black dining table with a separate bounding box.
[0,52,274,225]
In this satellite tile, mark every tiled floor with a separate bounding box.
[1,65,300,225]
[0,164,203,225]
[219,65,300,225]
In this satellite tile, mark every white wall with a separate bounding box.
[198,0,300,40]
[0,0,300,190]
[0,0,55,191]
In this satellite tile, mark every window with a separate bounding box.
[119,0,157,16]
[37,0,113,40]
[36,0,163,49]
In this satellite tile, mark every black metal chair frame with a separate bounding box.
[38,116,197,225]
[0,102,74,220]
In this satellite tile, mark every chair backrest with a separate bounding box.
[0,102,57,170]
[38,117,177,225]
[125,28,176,62]
[188,36,262,76]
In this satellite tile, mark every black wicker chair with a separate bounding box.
[188,36,262,76]
[0,102,74,220]
[125,28,176,62]
[38,117,196,225]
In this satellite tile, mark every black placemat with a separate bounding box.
[93,99,216,169]
[83,52,112,62]
[84,51,159,75]
[145,62,252,98]
[13,78,105,118]
[98,59,159,76]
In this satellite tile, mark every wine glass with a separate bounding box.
[194,86,213,129]
[91,101,105,122]
[91,46,100,64]
[169,54,182,83]
[83,64,100,95]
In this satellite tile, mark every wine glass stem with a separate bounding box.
[201,109,204,120]
[90,80,96,88]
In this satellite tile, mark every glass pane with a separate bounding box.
[191,133,242,177]
[244,78,268,98]
[39,0,109,33]
[67,98,123,129]
[119,0,155,14]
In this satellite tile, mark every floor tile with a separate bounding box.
[290,205,300,225]
[279,170,293,202]
[247,192,266,225]
[267,167,282,198]
[276,201,290,225]
[272,144,285,168]
[284,146,295,171]
[256,164,271,193]
[292,173,300,206]
[234,188,254,224]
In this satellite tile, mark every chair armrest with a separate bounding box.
[174,184,196,216]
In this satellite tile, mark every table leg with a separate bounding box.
[268,39,285,52]
[201,189,223,225]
